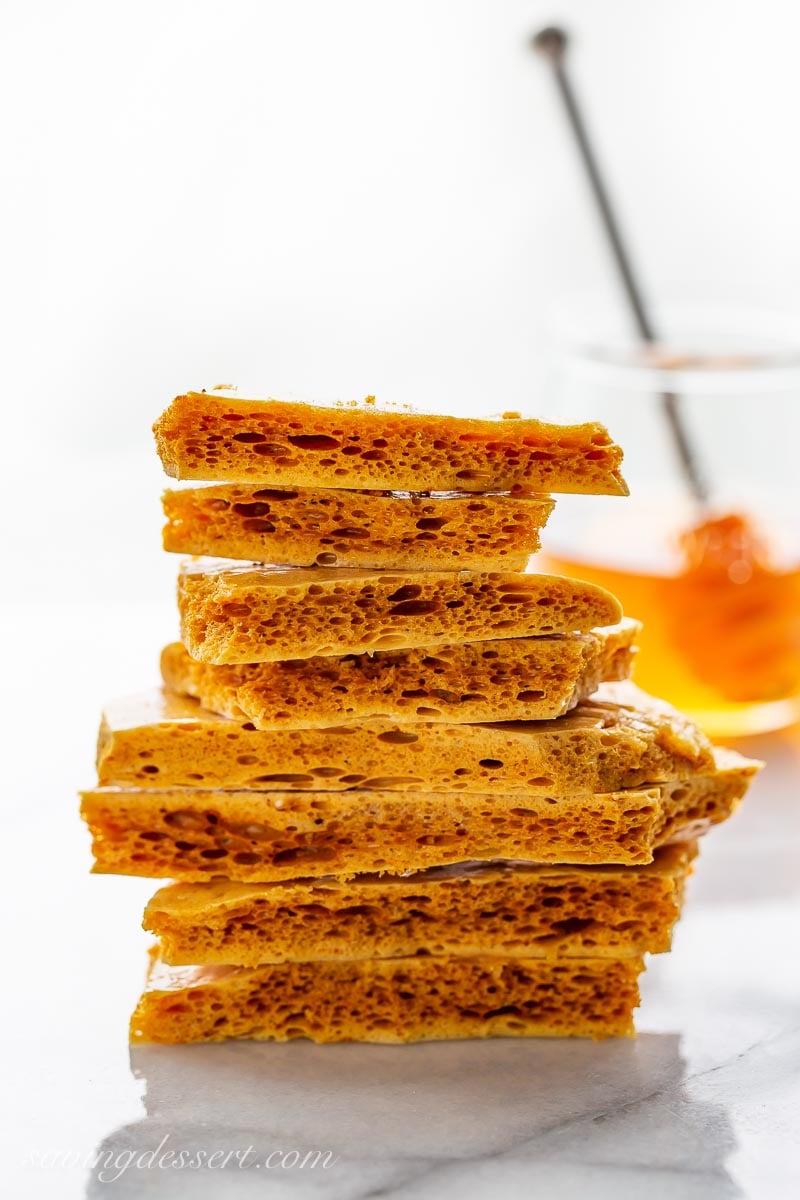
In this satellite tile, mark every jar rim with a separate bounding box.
[550,300,800,392]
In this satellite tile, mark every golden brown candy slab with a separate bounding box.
[145,843,696,966]
[154,391,628,495]
[177,561,623,664]
[131,950,642,1043]
[162,485,555,571]
[160,619,639,729]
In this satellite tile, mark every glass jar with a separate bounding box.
[533,304,800,736]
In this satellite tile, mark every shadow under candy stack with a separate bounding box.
[80,390,761,1042]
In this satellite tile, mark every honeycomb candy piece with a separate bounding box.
[80,748,759,880]
[160,619,639,729]
[95,682,715,794]
[145,842,696,966]
[162,485,555,572]
[153,391,628,495]
[131,949,642,1043]
[177,561,623,664]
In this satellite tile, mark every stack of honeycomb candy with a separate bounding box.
[81,390,761,1043]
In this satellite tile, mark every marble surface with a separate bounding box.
[4,581,800,1199]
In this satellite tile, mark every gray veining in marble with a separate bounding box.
[84,1034,745,1199]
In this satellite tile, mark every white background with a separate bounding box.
[2,3,800,1196]
[4,0,800,448]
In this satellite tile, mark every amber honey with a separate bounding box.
[537,513,800,736]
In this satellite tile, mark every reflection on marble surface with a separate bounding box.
[85,1034,741,1199]
[76,725,800,1199]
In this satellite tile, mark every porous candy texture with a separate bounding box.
[154,392,628,495]
[131,951,642,1043]
[144,843,695,966]
[159,620,639,729]
[177,562,623,664]
[162,485,555,572]
[81,751,756,882]
[95,683,715,795]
